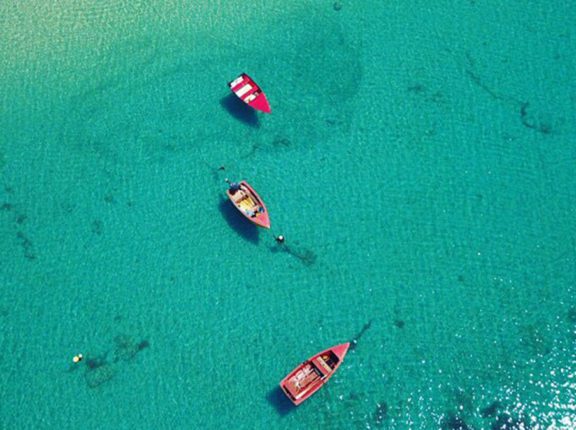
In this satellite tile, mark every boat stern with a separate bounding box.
[280,381,300,405]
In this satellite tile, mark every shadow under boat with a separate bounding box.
[266,386,296,416]
[218,198,259,244]
[220,93,260,128]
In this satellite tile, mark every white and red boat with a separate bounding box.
[280,343,350,405]
[226,180,270,229]
[228,73,271,113]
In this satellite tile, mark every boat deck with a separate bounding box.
[284,362,324,400]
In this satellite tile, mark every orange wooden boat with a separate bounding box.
[226,180,270,229]
[280,343,350,405]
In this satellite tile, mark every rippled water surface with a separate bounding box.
[0,1,574,428]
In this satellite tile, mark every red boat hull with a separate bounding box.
[228,73,271,114]
[226,180,270,229]
[280,343,350,405]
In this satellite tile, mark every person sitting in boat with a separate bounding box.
[249,206,265,217]
[234,190,248,204]
[229,182,241,193]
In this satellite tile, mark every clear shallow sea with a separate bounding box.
[0,1,574,429]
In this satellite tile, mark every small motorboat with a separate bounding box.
[228,73,271,113]
[226,180,271,229]
[280,343,350,405]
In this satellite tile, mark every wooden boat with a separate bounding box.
[226,180,271,229]
[280,343,350,405]
[228,73,271,113]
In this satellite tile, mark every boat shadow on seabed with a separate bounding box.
[220,94,260,128]
[266,386,296,416]
[218,198,259,244]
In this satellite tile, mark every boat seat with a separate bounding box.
[233,191,247,203]
[301,371,320,386]
[314,357,332,374]
[239,195,256,207]
[235,84,253,97]
[230,76,244,88]
[291,368,321,397]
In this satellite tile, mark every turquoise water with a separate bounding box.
[1,1,575,428]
